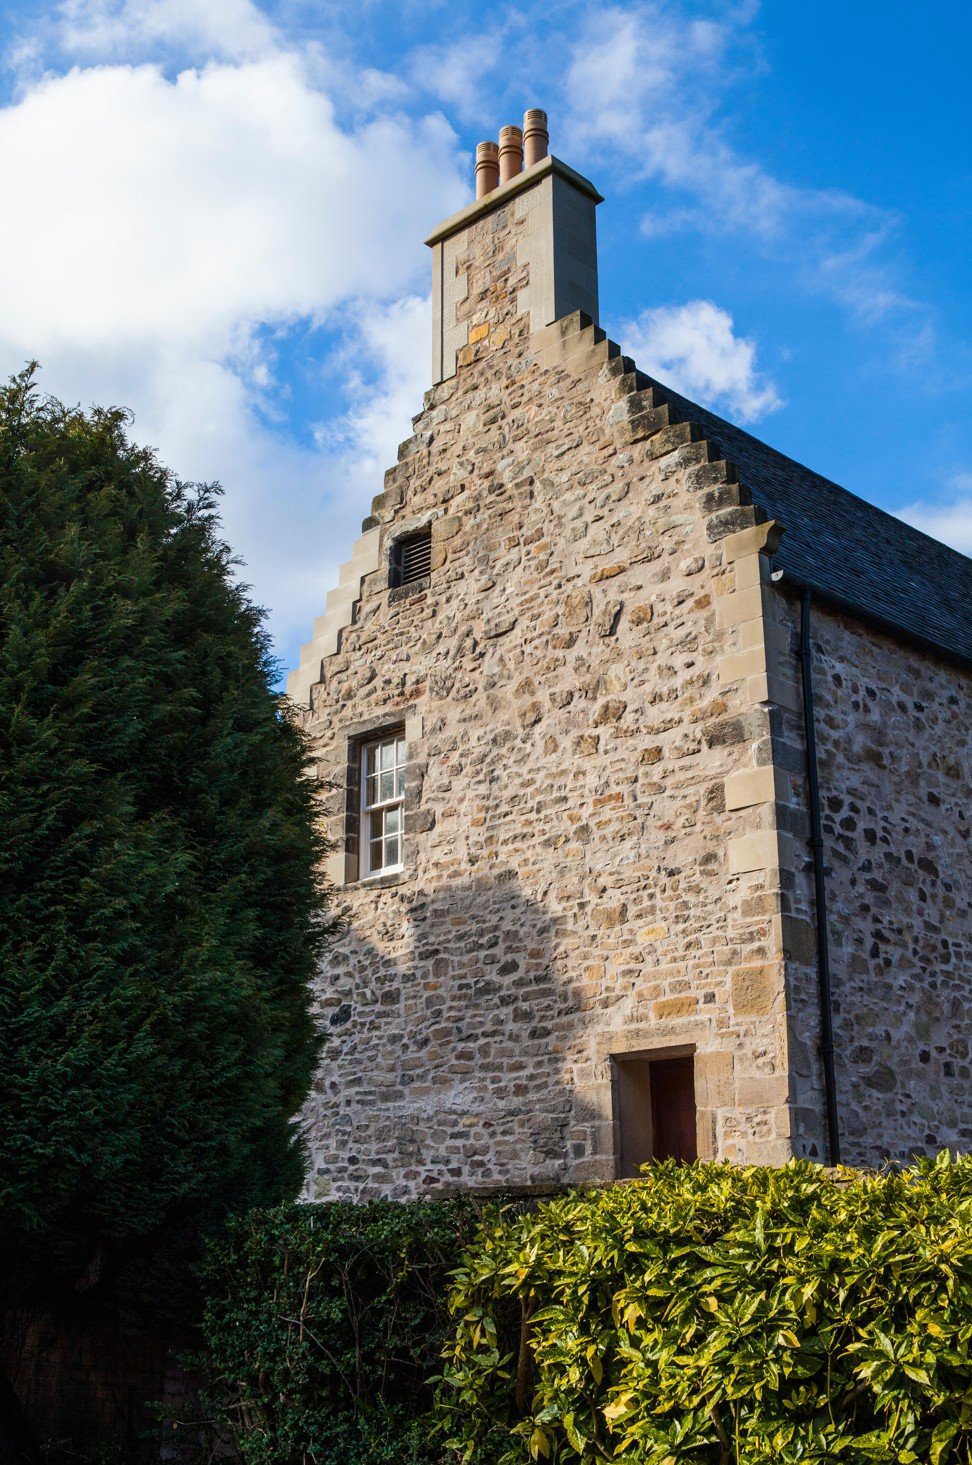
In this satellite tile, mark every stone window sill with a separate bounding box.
[350,870,406,891]
[388,576,431,606]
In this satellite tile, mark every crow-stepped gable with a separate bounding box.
[289,113,971,1201]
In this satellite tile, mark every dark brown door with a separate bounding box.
[650,1055,697,1161]
[614,1053,698,1177]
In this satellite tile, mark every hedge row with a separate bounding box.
[438,1156,972,1463]
[197,1157,972,1464]
[196,1196,477,1463]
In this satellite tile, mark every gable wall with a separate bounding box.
[295,181,809,1200]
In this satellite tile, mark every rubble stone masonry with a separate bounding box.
[293,164,970,1200]
[779,601,971,1164]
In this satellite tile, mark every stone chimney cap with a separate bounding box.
[425,153,603,249]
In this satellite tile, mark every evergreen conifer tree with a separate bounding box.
[0,367,330,1340]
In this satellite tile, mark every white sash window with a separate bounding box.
[360,733,405,877]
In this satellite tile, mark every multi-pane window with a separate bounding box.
[360,733,405,877]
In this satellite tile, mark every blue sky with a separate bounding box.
[1,0,969,679]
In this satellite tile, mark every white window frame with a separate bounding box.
[359,732,406,879]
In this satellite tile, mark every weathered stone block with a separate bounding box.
[653,996,697,1020]
[594,600,622,637]
[727,831,782,874]
[735,1074,789,1107]
[592,902,627,929]
[731,963,781,1016]
[719,645,768,684]
[703,709,770,748]
[433,515,462,541]
[593,698,626,725]
[715,584,768,629]
[695,1050,734,1108]
[724,766,783,810]
[780,915,816,965]
[561,588,592,626]
[706,506,762,542]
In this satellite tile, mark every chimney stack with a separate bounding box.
[429,110,602,384]
[497,125,524,185]
[475,141,500,199]
[522,109,549,168]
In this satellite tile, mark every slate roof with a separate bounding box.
[655,381,972,668]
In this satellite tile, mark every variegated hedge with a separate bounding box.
[436,1156,972,1464]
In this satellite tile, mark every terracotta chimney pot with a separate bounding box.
[522,109,549,168]
[498,125,523,185]
[475,141,500,199]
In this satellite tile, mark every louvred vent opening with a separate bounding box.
[390,528,432,588]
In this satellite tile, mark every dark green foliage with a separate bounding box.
[0,367,330,1326]
[437,1156,972,1463]
[197,1198,478,1464]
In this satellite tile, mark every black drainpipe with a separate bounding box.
[796,589,841,1165]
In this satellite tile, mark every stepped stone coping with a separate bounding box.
[552,314,971,669]
[651,381,972,668]
[286,526,382,706]
[288,307,971,705]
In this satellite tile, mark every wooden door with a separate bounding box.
[649,1055,697,1162]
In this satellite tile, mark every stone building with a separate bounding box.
[288,113,971,1201]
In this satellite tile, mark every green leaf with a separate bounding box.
[930,1420,959,1464]
[529,1425,551,1458]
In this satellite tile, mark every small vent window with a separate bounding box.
[390,528,432,589]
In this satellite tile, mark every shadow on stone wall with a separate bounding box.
[302,869,607,1199]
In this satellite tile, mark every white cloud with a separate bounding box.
[561,2,924,333]
[898,475,972,556]
[58,0,279,63]
[322,294,432,483]
[0,56,462,350]
[563,4,792,239]
[617,299,782,423]
[408,31,510,122]
[0,45,467,666]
